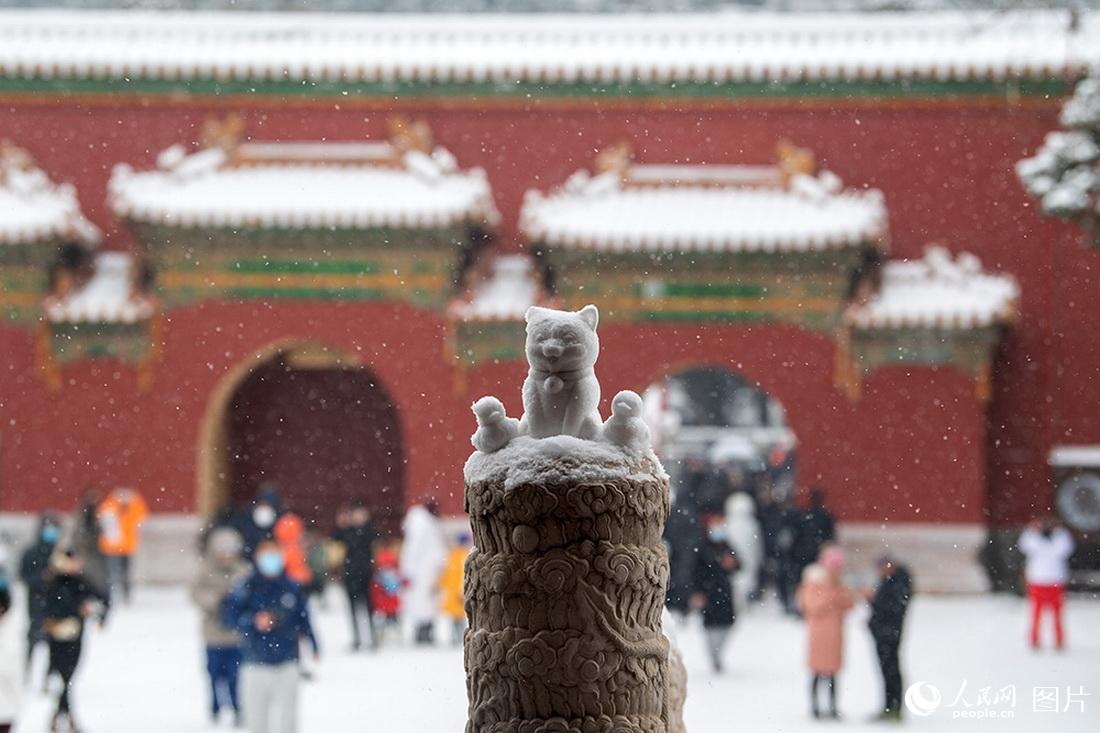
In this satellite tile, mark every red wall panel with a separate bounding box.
[0,96,1095,525]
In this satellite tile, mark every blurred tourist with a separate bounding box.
[724,491,762,605]
[69,492,111,607]
[0,581,21,733]
[796,545,854,720]
[43,548,108,733]
[773,497,802,615]
[866,556,912,722]
[303,525,329,608]
[190,527,250,726]
[690,518,739,674]
[400,500,447,645]
[664,462,706,616]
[198,505,237,555]
[439,532,471,646]
[370,541,403,647]
[224,540,319,733]
[19,513,61,676]
[0,537,11,589]
[332,500,379,651]
[1018,516,1075,650]
[233,488,284,561]
[273,512,311,588]
[792,488,836,596]
[97,487,149,604]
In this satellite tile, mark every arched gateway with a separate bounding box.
[198,341,404,533]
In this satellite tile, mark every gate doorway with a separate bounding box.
[200,342,404,535]
[644,365,796,512]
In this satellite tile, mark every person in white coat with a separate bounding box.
[400,501,448,645]
[724,492,762,606]
[0,583,24,733]
[1018,517,1075,650]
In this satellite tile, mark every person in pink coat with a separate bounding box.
[796,545,854,720]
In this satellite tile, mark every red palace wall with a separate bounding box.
[1,97,1097,526]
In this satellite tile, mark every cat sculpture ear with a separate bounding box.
[578,304,599,331]
[525,305,551,324]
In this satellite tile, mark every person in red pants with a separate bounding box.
[1018,517,1075,650]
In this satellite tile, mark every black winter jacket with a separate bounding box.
[869,566,912,643]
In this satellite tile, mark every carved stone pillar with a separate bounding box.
[464,437,671,733]
[666,644,688,733]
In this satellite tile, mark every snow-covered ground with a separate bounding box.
[12,588,1100,732]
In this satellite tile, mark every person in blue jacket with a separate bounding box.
[223,540,318,733]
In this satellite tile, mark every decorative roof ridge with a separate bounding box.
[0,141,100,247]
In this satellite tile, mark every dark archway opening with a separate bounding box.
[227,358,404,535]
[644,365,796,513]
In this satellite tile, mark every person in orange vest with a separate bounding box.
[96,488,149,604]
[273,513,312,588]
[438,532,471,647]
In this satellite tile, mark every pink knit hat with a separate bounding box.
[820,545,846,575]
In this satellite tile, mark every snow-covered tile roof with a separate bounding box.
[109,142,497,230]
[848,246,1018,331]
[520,166,886,253]
[44,252,155,324]
[0,144,99,246]
[0,10,1096,85]
[450,254,541,322]
[1049,445,1100,468]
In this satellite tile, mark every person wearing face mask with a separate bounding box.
[223,540,319,733]
[19,514,61,678]
[43,548,108,733]
[690,518,740,674]
[234,489,284,563]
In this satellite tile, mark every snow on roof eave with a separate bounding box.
[116,203,493,232]
[109,147,499,233]
[0,170,101,248]
[519,171,888,254]
[526,229,882,253]
[848,310,1014,332]
[848,246,1020,332]
[450,254,540,323]
[44,251,155,325]
[0,8,1093,86]
[1049,445,1100,468]
[848,297,1019,331]
[0,213,100,249]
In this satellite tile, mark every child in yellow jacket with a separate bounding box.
[439,533,471,646]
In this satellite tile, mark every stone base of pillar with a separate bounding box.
[464,436,672,733]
